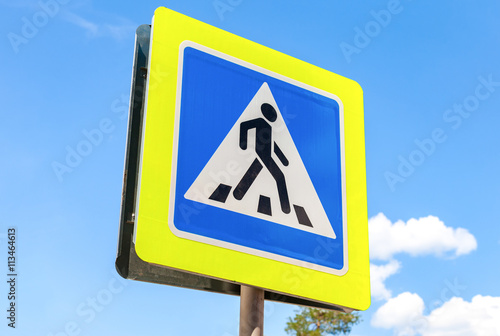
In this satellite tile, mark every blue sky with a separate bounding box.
[1,0,500,335]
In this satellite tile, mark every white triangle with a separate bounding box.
[184,82,336,239]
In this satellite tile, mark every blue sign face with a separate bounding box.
[171,42,346,274]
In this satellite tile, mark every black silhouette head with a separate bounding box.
[261,103,277,122]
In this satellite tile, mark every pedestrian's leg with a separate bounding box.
[266,159,290,214]
[233,159,263,200]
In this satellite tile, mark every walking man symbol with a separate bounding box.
[233,103,291,215]
[207,96,313,227]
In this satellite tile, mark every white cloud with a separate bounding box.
[370,260,401,301]
[0,0,42,8]
[61,11,136,40]
[62,11,99,36]
[423,295,500,336]
[372,293,500,336]
[372,292,425,336]
[369,213,477,261]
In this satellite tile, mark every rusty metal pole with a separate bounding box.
[239,285,264,336]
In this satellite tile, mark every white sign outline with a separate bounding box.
[168,40,348,275]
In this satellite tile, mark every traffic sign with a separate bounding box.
[116,7,369,312]
[179,47,344,274]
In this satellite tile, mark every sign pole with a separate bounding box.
[239,285,264,336]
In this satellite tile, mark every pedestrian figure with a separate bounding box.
[233,103,291,214]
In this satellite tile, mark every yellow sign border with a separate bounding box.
[134,7,370,310]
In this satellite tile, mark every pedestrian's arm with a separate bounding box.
[239,120,255,150]
[274,143,289,166]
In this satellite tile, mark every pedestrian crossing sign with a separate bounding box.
[179,46,343,272]
[132,7,369,311]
